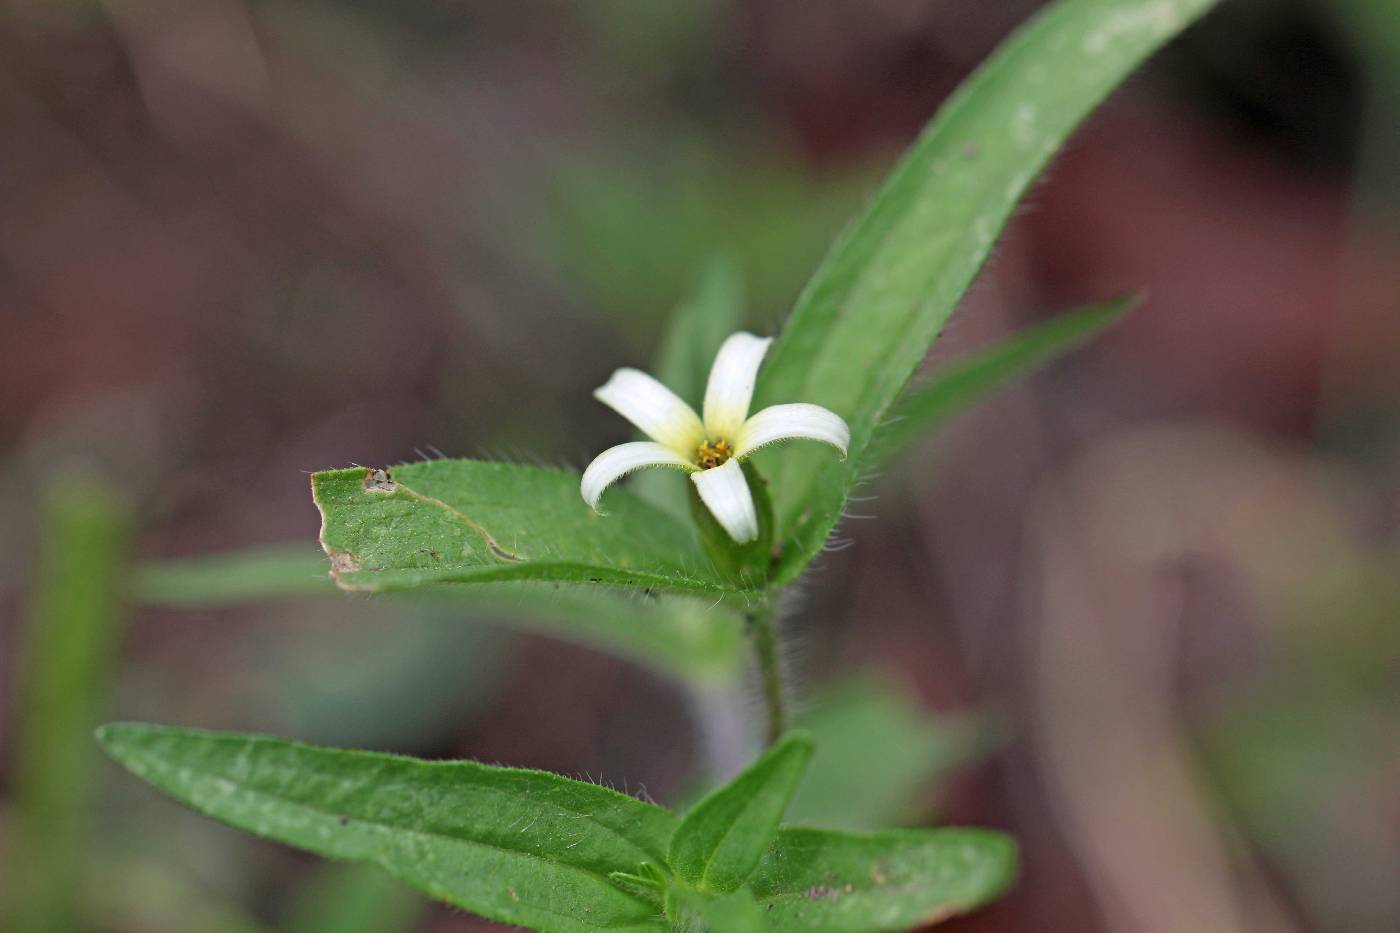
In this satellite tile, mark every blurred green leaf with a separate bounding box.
[549,146,866,343]
[475,585,745,687]
[750,828,1017,932]
[97,724,676,933]
[753,0,1218,583]
[666,886,768,933]
[11,473,131,933]
[869,295,1138,467]
[312,461,743,595]
[131,545,333,606]
[130,543,747,687]
[652,258,746,406]
[670,733,813,893]
[787,682,999,831]
[286,863,422,933]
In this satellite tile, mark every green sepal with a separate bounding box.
[687,460,776,588]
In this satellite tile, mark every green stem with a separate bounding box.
[747,600,786,745]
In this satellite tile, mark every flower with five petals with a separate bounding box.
[581,332,850,543]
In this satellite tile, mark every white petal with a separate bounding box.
[734,403,850,459]
[702,332,772,442]
[594,368,705,455]
[581,442,695,511]
[690,459,759,544]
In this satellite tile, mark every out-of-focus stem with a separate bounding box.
[12,471,131,933]
[746,599,786,745]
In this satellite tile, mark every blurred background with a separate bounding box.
[1,0,1398,931]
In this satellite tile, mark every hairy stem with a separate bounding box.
[747,600,786,745]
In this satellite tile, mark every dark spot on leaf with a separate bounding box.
[328,550,360,575]
[338,816,349,826]
[363,468,397,493]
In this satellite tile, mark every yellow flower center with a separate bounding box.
[695,438,733,469]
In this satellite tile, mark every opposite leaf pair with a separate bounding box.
[97,724,1015,933]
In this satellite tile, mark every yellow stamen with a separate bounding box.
[696,438,733,469]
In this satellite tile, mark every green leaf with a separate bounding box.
[97,724,676,933]
[130,542,745,687]
[751,827,1017,932]
[669,732,813,893]
[312,460,740,595]
[548,143,866,342]
[11,473,131,933]
[665,886,769,933]
[464,585,747,688]
[130,544,745,687]
[753,0,1218,583]
[786,681,1000,831]
[869,294,1138,467]
[131,545,334,606]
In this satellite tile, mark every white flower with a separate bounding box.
[581,332,850,544]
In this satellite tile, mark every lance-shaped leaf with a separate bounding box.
[312,461,740,595]
[750,827,1017,932]
[96,724,676,933]
[752,0,1218,583]
[669,732,813,893]
[131,545,335,606]
[869,294,1138,468]
[131,545,746,688]
[665,887,768,933]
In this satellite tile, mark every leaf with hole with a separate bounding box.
[312,461,742,595]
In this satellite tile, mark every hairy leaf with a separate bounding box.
[752,0,1218,583]
[97,724,675,933]
[870,294,1138,466]
[312,461,740,595]
[670,733,813,893]
[751,827,1017,932]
